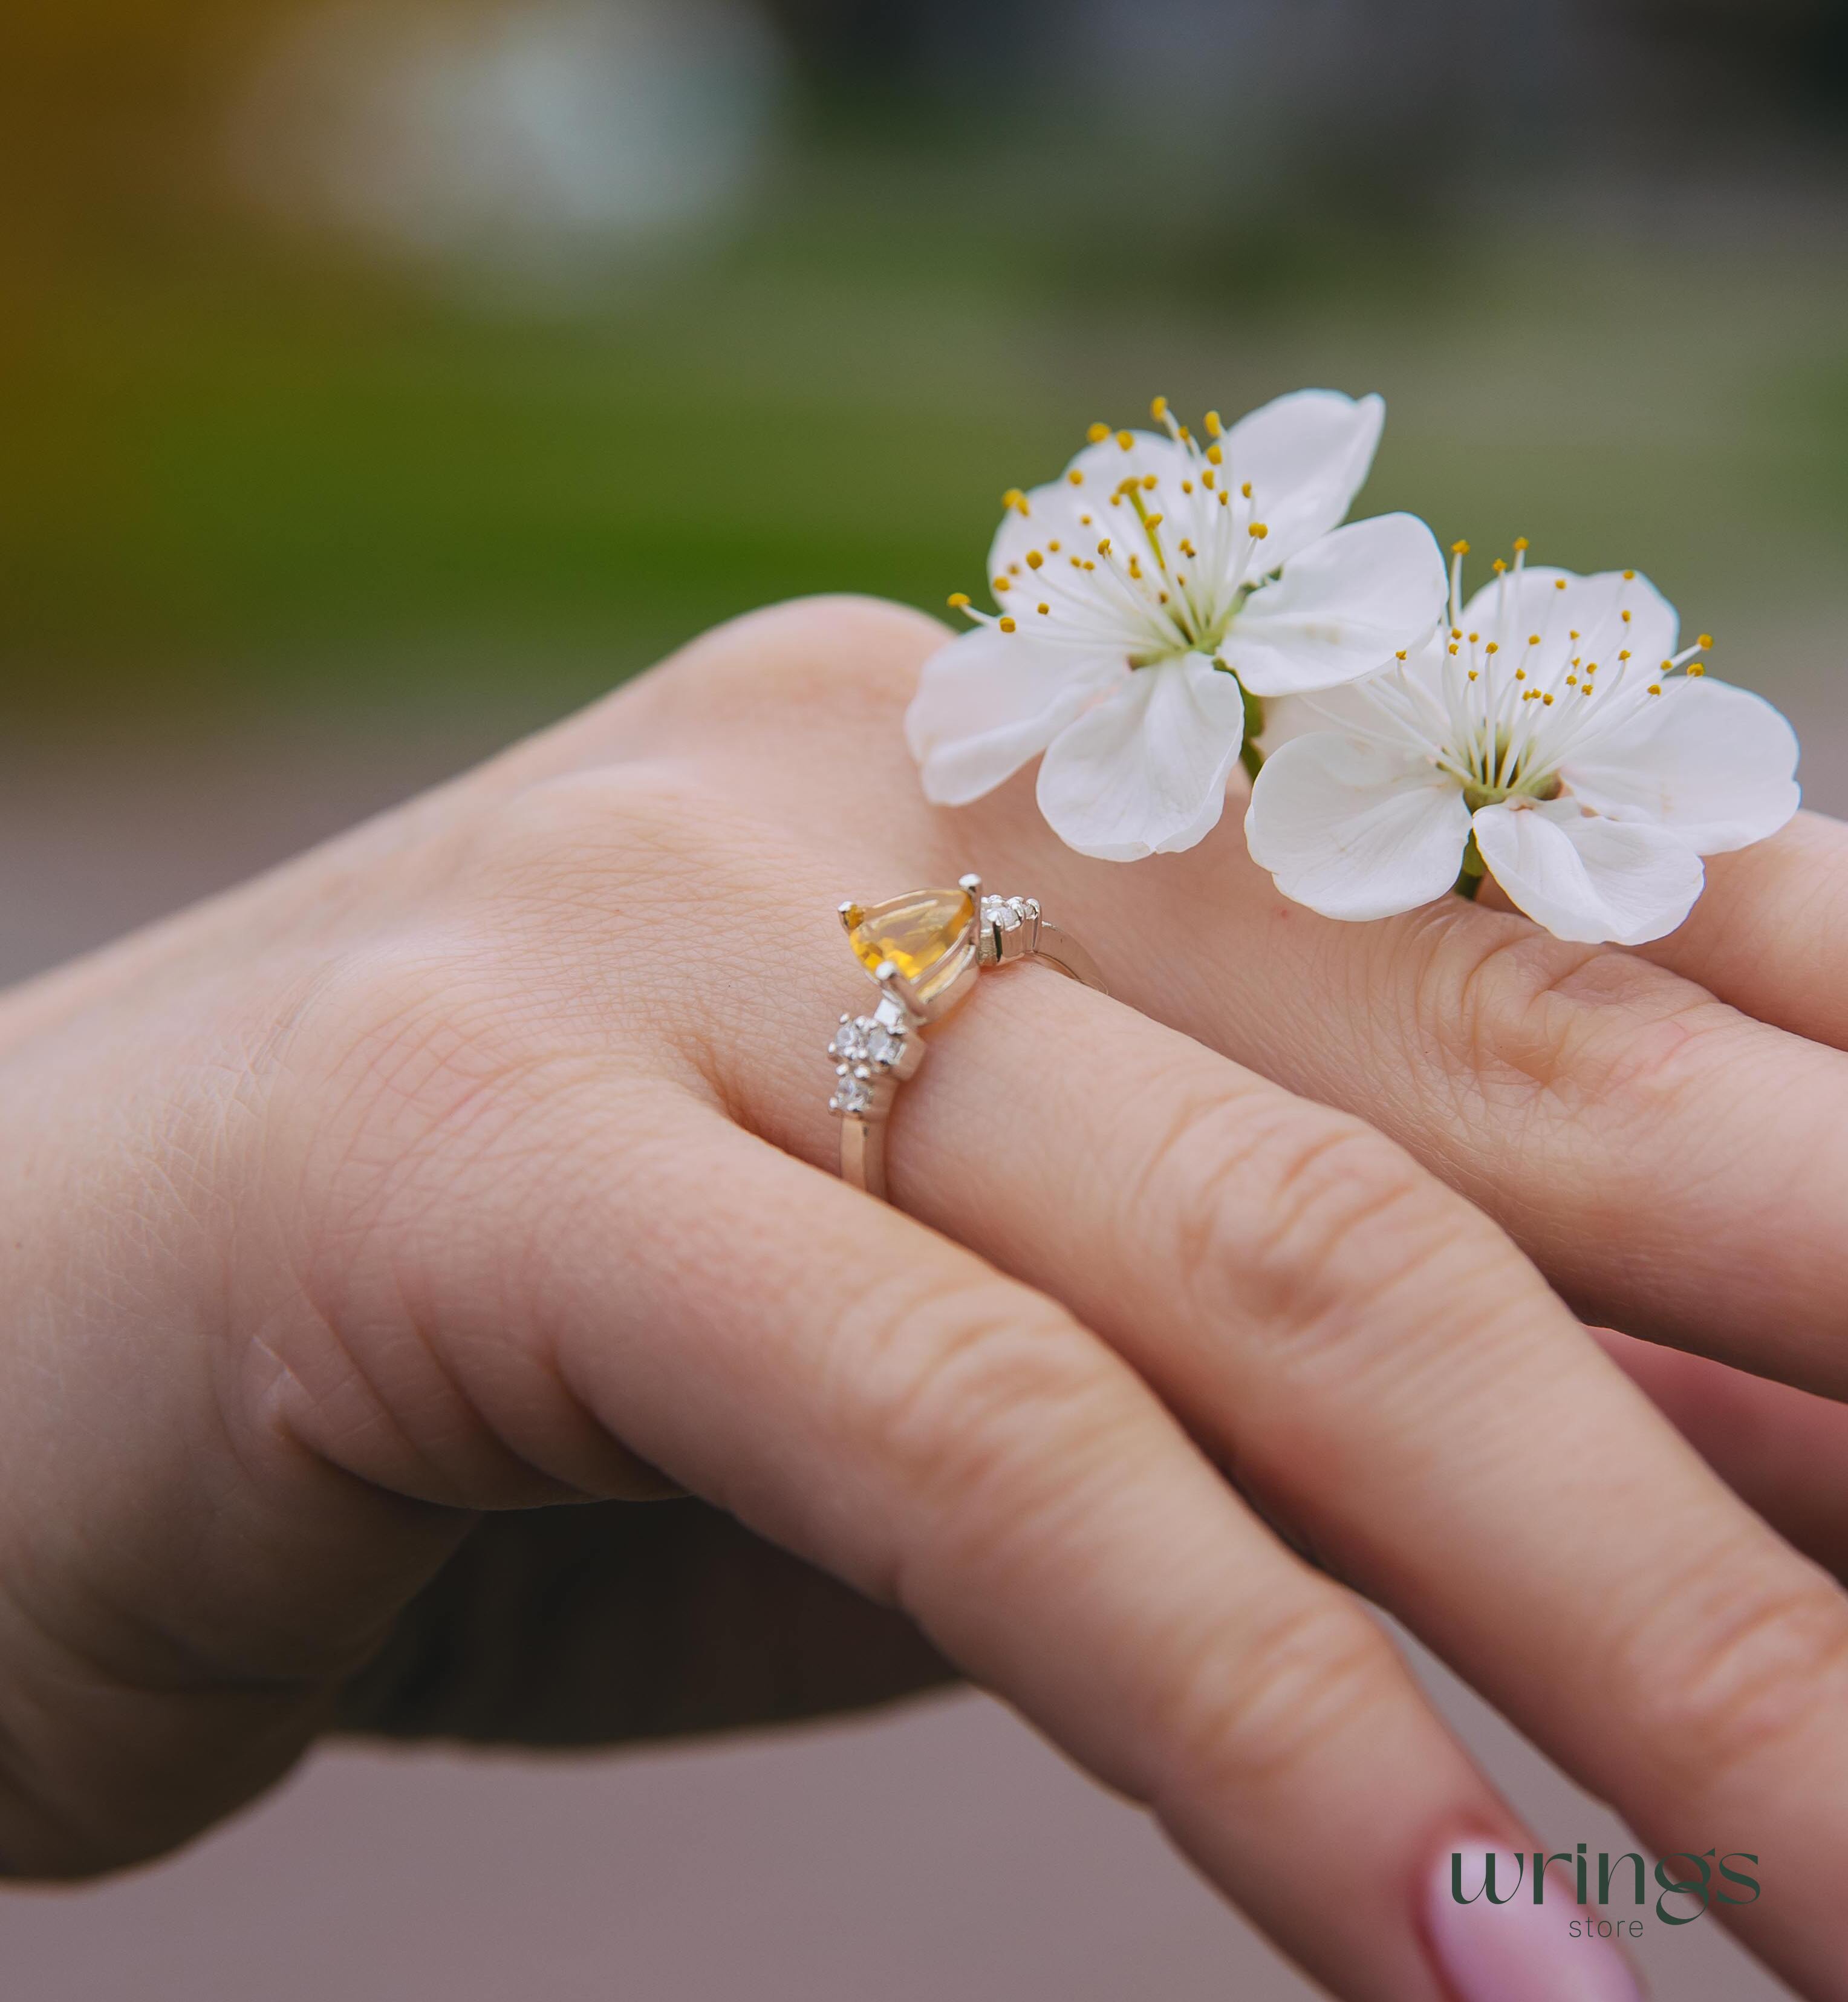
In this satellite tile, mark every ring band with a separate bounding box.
[827,872,1107,1201]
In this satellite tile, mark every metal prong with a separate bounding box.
[838,900,864,933]
[874,958,928,1020]
[958,872,982,903]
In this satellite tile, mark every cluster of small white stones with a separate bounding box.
[978,893,1038,962]
[827,1007,908,1119]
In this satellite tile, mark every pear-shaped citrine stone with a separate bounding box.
[847,889,974,999]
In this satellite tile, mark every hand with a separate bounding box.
[4,597,1848,2002]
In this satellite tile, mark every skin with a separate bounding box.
[4,596,1848,1998]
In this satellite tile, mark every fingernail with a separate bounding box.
[1423,1837,1645,2001]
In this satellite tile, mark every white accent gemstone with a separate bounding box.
[828,1014,905,1072]
[834,1074,874,1117]
[981,894,1023,931]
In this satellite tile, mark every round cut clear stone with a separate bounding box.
[834,1074,874,1117]
[831,1014,903,1071]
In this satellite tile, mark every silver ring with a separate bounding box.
[827,872,1108,1202]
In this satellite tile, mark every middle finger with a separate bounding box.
[735,944,1848,1997]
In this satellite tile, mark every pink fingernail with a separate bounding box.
[1423,1837,1645,2001]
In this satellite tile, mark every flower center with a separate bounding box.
[951,399,1279,670]
[1411,541,1714,809]
[1459,752,1564,813]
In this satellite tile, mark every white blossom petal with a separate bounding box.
[1244,731,1471,920]
[906,626,1125,806]
[1223,390,1384,566]
[1221,512,1448,696]
[1036,654,1246,861]
[1472,800,1705,945]
[1561,676,1800,853]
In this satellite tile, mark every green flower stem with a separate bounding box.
[1453,830,1487,902]
[1239,685,1266,782]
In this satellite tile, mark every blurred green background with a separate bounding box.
[1,0,1845,743]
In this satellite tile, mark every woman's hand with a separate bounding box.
[5,596,1848,2001]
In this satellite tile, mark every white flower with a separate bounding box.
[1245,544,1801,944]
[905,390,1447,861]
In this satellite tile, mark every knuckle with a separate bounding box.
[1151,1083,1484,1361]
[1405,910,1739,1129]
[839,1273,1140,1591]
[665,593,949,714]
[282,941,535,1113]
[1610,1553,1848,1791]
[1157,1596,1404,1804]
[472,761,738,921]
[460,766,782,1052]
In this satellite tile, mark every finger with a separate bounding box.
[1628,810,1848,1048]
[1018,808,1848,1398]
[717,962,1848,2001]
[608,600,1848,1401]
[1593,1326,1848,1585]
[305,1068,1563,2002]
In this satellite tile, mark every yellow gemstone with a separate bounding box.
[847,889,975,1000]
